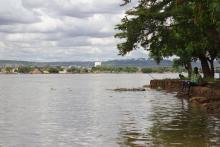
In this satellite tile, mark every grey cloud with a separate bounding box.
[57,37,91,47]
[22,0,122,18]
[0,0,40,25]
[0,0,144,61]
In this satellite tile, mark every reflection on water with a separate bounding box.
[0,74,219,147]
[117,91,220,147]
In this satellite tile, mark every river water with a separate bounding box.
[0,74,219,147]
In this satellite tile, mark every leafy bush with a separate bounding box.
[91,66,138,73]
[17,66,32,73]
[48,67,59,73]
[123,67,138,73]
[141,68,153,73]
[67,67,81,73]
[5,67,13,73]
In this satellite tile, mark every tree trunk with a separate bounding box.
[199,55,213,78]
[208,59,215,78]
[207,27,220,44]
[207,49,217,79]
[185,62,192,78]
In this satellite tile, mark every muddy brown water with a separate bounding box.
[0,74,219,147]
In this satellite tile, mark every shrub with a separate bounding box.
[67,67,81,73]
[48,67,59,73]
[141,68,153,73]
[17,66,32,73]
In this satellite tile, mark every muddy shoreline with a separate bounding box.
[150,79,220,114]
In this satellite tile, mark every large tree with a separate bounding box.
[115,0,220,78]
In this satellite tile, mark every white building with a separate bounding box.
[94,62,102,67]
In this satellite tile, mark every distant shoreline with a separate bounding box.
[0,66,186,75]
[0,72,179,75]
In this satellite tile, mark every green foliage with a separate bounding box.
[57,66,64,71]
[67,67,81,73]
[141,67,185,73]
[48,67,59,73]
[124,66,138,73]
[115,0,220,78]
[91,66,138,73]
[17,66,32,73]
[81,68,89,73]
[5,67,13,73]
[141,68,153,73]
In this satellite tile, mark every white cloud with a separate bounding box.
[0,0,39,25]
[0,0,145,61]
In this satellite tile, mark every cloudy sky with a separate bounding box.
[0,0,147,61]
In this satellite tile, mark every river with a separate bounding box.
[0,74,219,147]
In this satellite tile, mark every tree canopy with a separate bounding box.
[115,0,220,78]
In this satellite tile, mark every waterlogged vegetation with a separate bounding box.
[47,67,60,74]
[91,66,139,73]
[141,67,185,73]
[16,66,33,74]
[0,65,185,74]
[67,67,89,73]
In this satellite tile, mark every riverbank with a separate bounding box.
[150,79,220,114]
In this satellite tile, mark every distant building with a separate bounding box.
[94,62,102,67]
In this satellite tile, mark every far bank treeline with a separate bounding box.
[115,0,220,79]
[0,65,185,74]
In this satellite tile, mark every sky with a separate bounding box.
[0,0,148,61]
